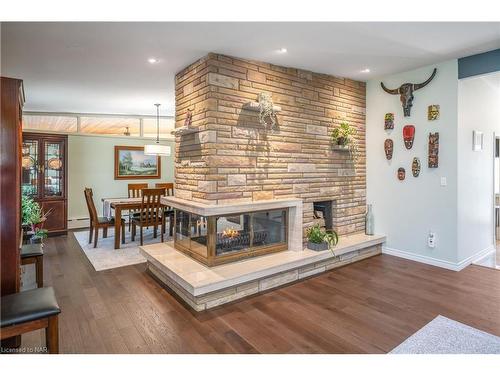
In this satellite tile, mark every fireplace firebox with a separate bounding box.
[173,207,288,266]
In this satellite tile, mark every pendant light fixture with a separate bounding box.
[144,103,171,156]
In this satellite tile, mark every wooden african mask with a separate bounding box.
[428,132,439,168]
[412,157,421,177]
[428,105,440,121]
[384,113,394,130]
[397,167,406,181]
[403,125,415,149]
[384,139,393,160]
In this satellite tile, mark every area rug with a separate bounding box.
[390,315,500,354]
[73,228,171,272]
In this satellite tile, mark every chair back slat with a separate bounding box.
[128,183,148,198]
[140,188,164,226]
[155,183,174,197]
[84,188,99,223]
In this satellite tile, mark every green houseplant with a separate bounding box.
[306,224,339,252]
[331,121,359,161]
[21,194,51,243]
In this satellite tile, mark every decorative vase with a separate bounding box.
[365,204,374,235]
[307,241,329,251]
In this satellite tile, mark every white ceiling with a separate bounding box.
[2,22,499,116]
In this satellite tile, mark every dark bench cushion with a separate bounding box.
[20,243,44,258]
[1,287,61,328]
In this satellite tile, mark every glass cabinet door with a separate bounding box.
[21,139,40,198]
[43,140,64,198]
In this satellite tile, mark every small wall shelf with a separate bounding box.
[171,126,200,136]
[243,101,282,112]
[332,145,350,151]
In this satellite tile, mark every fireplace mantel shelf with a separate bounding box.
[170,126,200,136]
[161,196,303,217]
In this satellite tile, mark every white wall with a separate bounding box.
[457,72,500,263]
[68,135,175,221]
[367,60,460,266]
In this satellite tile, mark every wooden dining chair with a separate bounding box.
[128,183,148,198]
[155,183,175,237]
[155,182,174,196]
[131,188,165,246]
[127,183,148,231]
[84,188,125,248]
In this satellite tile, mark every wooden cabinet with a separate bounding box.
[22,133,68,235]
[1,77,24,297]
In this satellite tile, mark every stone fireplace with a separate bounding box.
[139,53,383,310]
[173,53,366,242]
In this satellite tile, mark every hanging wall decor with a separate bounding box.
[258,92,278,130]
[384,113,394,130]
[384,139,393,160]
[428,132,439,168]
[381,68,437,117]
[184,108,193,126]
[397,167,406,181]
[428,105,440,121]
[412,157,421,177]
[403,125,415,149]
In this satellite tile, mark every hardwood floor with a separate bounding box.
[18,233,500,353]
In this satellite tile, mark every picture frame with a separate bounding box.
[114,146,161,180]
[472,130,484,152]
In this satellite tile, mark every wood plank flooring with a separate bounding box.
[18,233,500,353]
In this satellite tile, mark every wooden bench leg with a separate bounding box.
[46,315,59,354]
[36,256,44,288]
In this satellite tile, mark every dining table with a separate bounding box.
[101,197,173,249]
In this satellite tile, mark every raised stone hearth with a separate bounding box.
[140,233,385,311]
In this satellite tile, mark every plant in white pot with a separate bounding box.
[331,121,359,161]
[306,224,339,252]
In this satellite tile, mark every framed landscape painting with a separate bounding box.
[114,146,161,180]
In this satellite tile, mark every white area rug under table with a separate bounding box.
[390,315,500,354]
[73,228,171,271]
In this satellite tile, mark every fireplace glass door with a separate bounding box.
[173,208,288,266]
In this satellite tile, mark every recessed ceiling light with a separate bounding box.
[148,57,159,64]
[361,68,371,73]
[277,47,287,54]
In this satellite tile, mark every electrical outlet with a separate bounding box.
[428,232,436,248]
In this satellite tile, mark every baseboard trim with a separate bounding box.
[382,245,496,271]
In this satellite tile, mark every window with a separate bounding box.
[80,116,140,136]
[22,112,175,139]
[142,118,174,139]
[23,114,77,133]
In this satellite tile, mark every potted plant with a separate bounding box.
[21,194,52,244]
[331,121,359,160]
[306,224,339,252]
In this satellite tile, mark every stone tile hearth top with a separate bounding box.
[160,196,303,216]
[140,233,385,296]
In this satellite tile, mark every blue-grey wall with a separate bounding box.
[458,49,500,79]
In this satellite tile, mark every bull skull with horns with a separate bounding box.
[381,68,437,117]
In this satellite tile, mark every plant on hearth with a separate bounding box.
[306,224,338,252]
[331,121,359,161]
[21,193,52,242]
